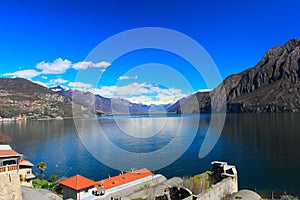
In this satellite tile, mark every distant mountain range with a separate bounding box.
[1,38,299,119]
[170,38,300,113]
[50,85,170,114]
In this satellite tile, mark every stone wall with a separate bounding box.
[0,172,22,200]
[196,177,237,200]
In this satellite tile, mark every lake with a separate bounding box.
[1,113,299,195]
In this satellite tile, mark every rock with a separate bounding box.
[173,38,300,113]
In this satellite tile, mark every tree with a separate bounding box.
[49,174,58,182]
[36,162,47,181]
[0,131,11,144]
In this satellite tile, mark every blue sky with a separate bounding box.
[1,0,300,105]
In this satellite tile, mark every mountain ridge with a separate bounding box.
[50,85,171,114]
[172,38,300,113]
[1,38,299,117]
[0,78,93,119]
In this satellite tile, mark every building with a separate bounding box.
[59,162,244,200]
[59,174,96,200]
[0,145,35,187]
[95,168,156,197]
[19,159,36,187]
[59,168,165,200]
[0,145,22,173]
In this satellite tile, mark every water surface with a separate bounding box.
[1,113,299,194]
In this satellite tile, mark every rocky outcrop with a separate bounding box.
[0,173,22,200]
[172,38,300,113]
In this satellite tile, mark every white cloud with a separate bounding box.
[120,93,188,105]
[86,82,189,105]
[36,58,72,74]
[3,58,111,81]
[72,61,111,70]
[72,61,93,70]
[118,76,130,80]
[3,69,41,79]
[198,88,212,92]
[94,61,111,68]
[88,87,115,97]
[68,82,92,88]
[124,96,154,105]
[111,82,150,95]
[118,75,138,81]
[36,59,110,73]
[49,78,68,85]
[155,93,187,104]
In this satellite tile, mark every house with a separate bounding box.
[0,145,35,187]
[0,145,22,173]
[59,168,162,200]
[19,159,36,187]
[59,174,96,200]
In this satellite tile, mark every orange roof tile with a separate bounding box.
[96,168,154,190]
[59,175,95,191]
[0,150,21,157]
[19,159,34,167]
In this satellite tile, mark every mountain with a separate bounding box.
[171,38,300,113]
[0,78,92,119]
[50,86,170,114]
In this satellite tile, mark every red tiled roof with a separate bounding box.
[19,159,34,167]
[0,150,21,157]
[59,175,95,191]
[96,168,154,190]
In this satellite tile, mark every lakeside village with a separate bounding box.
[0,145,297,200]
[0,99,67,121]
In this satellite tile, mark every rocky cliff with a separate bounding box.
[172,38,300,113]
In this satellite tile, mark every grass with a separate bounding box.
[183,172,211,195]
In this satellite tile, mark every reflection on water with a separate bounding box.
[0,113,299,194]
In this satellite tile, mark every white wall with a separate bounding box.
[79,187,96,200]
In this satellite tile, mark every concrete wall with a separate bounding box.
[0,172,22,200]
[196,177,237,200]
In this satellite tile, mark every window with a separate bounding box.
[84,188,88,193]
[3,159,17,166]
